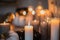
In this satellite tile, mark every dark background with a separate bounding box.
[0,0,48,14]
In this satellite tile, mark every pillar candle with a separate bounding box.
[50,18,59,40]
[0,22,10,34]
[25,22,33,40]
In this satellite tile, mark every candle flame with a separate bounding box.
[46,17,50,22]
[36,5,43,10]
[40,10,45,14]
[34,20,37,22]
[23,11,26,15]
[28,6,33,12]
[28,21,30,26]
[32,11,35,15]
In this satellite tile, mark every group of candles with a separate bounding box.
[0,5,60,40]
[0,18,60,40]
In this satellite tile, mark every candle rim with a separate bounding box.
[0,23,10,25]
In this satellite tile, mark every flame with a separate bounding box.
[34,20,37,22]
[23,11,26,15]
[32,11,35,15]
[28,6,33,12]
[28,21,30,26]
[40,10,45,14]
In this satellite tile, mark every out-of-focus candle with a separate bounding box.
[40,10,46,21]
[0,22,10,34]
[28,6,33,12]
[50,18,59,40]
[23,11,26,15]
[32,19,39,25]
[32,10,35,15]
[25,22,33,40]
[40,10,45,17]
[0,22,10,26]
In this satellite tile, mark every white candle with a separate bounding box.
[25,22,33,40]
[50,18,59,40]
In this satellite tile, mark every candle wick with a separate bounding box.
[28,21,30,26]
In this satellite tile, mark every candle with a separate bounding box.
[25,22,33,40]
[0,22,10,25]
[40,10,45,17]
[32,20,39,32]
[32,19,39,25]
[40,10,46,21]
[50,18,59,40]
[0,22,10,34]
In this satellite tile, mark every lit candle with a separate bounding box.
[0,22,10,34]
[40,10,45,17]
[32,10,35,15]
[32,19,39,25]
[50,18,59,40]
[25,22,33,40]
[23,11,26,15]
[40,10,46,21]
[32,20,39,32]
[0,22,10,26]
[28,6,33,12]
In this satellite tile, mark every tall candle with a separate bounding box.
[50,18,59,40]
[25,22,33,40]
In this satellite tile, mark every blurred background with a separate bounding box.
[0,0,48,14]
[0,0,60,40]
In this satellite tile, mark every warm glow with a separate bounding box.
[23,11,26,15]
[50,18,59,25]
[15,12,19,16]
[28,6,33,12]
[36,5,43,10]
[12,13,15,19]
[3,21,6,25]
[34,20,37,22]
[32,11,35,15]
[10,25,14,31]
[0,21,9,25]
[28,21,30,26]
[41,21,46,25]
[42,21,46,24]
[25,21,33,31]
[46,17,50,22]
[10,13,15,19]
[45,9,51,17]
[41,21,46,27]
[40,10,45,14]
